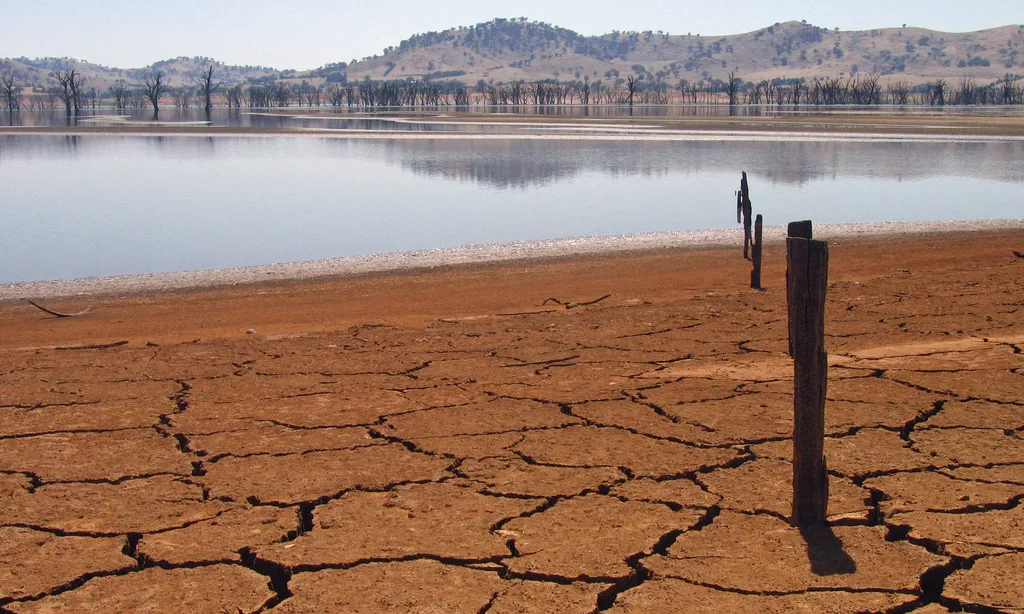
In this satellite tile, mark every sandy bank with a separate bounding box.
[2,219,1021,302]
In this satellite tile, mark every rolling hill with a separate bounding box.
[335,19,1024,87]
[2,19,1022,96]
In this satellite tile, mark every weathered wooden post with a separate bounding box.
[739,172,753,259]
[751,214,763,289]
[787,220,829,527]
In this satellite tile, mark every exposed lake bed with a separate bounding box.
[0,229,1021,612]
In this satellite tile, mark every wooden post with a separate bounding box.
[740,172,753,259]
[750,215,763,289]
[787,221,829,527]
[787,220,812,241]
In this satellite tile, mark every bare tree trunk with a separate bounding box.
[142,71,167,114]
[196,66,219,112]
[2,74,22,112]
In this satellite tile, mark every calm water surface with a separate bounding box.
[1,131,1022,284]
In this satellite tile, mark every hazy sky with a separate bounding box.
[2,0,1020,70]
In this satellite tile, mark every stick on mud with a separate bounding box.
[25,299,93,318]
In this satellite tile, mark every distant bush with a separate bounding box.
[422,70,466,81]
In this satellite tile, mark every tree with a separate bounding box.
[195,65,220,111]
[2,74,22,112]
[142,71,167,113]
[930,79,947,106]
[225,84,244,108]
[53,69,86,116]
[626,74,638,106]
[173,88,193,108]
[955,75,976,105]
[109,80,128,111]
[724,70,740,105]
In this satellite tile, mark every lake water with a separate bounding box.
[1,113,1023,284]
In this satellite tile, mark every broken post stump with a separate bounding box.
[787,220,812,240]
[739,172,753,259]
[751,215,763,289]
[787,221,829,527]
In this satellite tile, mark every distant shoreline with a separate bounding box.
[3,127,1024,142]
[4,106,1024,139]
[2,220,1021,301]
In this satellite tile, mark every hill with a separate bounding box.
[334,19,1024,87]
[2,19,1022,98]
[0,56,277,92]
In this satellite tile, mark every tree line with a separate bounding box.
[3,67,1023,113]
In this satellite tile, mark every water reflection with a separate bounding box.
[1,135,1022,284]
[11,105,1024,129]
[4,136,1022,189]
[378,139,1023,188]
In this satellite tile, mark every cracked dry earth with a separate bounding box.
[0,229,1021,613]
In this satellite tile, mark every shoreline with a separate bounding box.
[5,106,1024,140]
[4,126,1024,142]
[3,219,1021,301]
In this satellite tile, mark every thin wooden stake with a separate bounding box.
[751,214,763,289]
[787,224,829,527]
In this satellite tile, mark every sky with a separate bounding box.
[1,0,1021,71]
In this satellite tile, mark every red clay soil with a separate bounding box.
[0,229,1021,612]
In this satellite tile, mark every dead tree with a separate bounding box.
[687,82,701,104]
[626,75,638,106]
[173,88,193,108]
[54,69,86,115]
[2,74,22,112]
[888,80,911,105]
[53,69,85,116]
[108,81,128,111]
[930,79,947,106]
[724,70,740,105]
[142,71,167,114]
[196,65,220,111]
[955,75,977,105]
[790,81,804,105]
[774,83,787,106]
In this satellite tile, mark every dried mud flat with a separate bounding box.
[0,229,1021,613]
